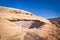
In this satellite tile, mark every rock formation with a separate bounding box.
[0,6,60,40]
[48,17,60,28]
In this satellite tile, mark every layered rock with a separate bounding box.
[0,6,60,40]
[48,17,60,28]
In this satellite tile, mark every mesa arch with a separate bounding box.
[0,6,60,40]
[0,6,51,24]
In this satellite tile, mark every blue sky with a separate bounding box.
[0,0,60,18]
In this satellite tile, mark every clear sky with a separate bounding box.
[0,0,60,18]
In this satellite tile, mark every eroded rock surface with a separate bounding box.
[0,6,60,40]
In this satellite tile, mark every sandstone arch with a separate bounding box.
[0,6,51,24]
[0,6,60,40]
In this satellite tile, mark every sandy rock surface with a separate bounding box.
[0,6,60,40]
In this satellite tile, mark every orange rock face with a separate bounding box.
[0,6,60,40]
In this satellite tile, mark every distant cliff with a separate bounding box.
[48,17,60,27]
